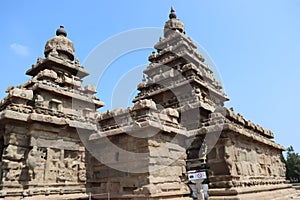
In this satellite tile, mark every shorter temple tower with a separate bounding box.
[0,26,104,199]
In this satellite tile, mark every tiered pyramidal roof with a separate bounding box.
[134,7,228,130]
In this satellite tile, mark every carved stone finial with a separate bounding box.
[169,6,177,19]
[164,7,185,37]
[44,26,75,61]
[56,25,67,37]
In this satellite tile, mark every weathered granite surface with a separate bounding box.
[0,8,298,200]
[86,7,297,200]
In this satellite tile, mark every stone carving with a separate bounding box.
[36,57,43,65]
[195,88,203,101]
[34,94,45,108]
[75,57,80,65]
[2,159,24,181]
[44,26,75,61]
[78,170,86,181]
[84,84,97,94]
[56,152,83,182]
[133,99,157,110]
[3,145,25,160]
[26,146,46,180]
[24,145,85,184]
[47,148,61,181]
[49,47,59,57]
[4,133,17,145]
[57,154,74,181]
[8,88,33,102]
[5,86,15,94]
[160,107,179,125]
[161,107,179,118]
[199,140,208,161]
[36,69,58,80]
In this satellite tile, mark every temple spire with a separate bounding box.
[164,7,185,37]
[44,26,75,61]
[169,6,177,19]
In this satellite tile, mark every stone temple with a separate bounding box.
[0,8,297,200]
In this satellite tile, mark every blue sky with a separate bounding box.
[1,1,300,154]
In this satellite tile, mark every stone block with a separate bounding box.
[8,88,33,101]
[83,84,96,94]
[1,110,29,121]
[159,182,181,191]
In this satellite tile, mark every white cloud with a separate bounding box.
[10,43,30,56]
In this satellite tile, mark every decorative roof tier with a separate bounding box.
[26,26,89,79]
[134,7,228,114]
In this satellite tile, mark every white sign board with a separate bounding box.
[188,171,207,181]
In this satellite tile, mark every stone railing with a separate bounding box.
[99,99,182,132]
[202,107,274,139]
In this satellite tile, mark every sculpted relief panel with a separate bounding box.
[26,136,86,183]
[228,136,286,179]
[1,133,86,184]
[27,146,46,181]
[1,132,28,183]
[209,135,286,189]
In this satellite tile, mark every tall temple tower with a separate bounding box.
[88,8,296,200]
[134,6,228,129]
[0,26,104,199]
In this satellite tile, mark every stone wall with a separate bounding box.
[202,109,294,199]
[0,122,87,198]
[208,135,286,188]
[87,132,190,199]
[87,100,191,199]
[87,133,150,197]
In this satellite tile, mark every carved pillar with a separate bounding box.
[44,147,51,181]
